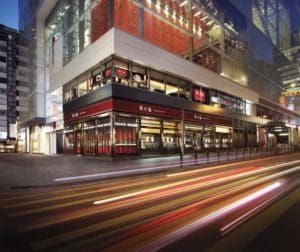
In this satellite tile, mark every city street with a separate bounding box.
[1,153,300,251]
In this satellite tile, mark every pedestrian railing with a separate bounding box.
[188,144,293,166]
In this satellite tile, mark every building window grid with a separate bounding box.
[63,55,246,115]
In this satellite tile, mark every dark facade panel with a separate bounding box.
[63,84,112,113]
[64,83,263,124]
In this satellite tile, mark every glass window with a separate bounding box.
[141,118,161,154]
[166,75,178,97]
[115,116,138,154]
[113,58,129,85]
[64,88,71,103]
[91,64,105,90]
[96,116,111,155]
[192,85,207,103]
[179,80,190,100]
[150,70,165,94]
[78,79,88,97]
[162,121,180,154]
[83,120,96,155]
[64,124,74,154]
[104,58,112,84]
[132,64,147,89]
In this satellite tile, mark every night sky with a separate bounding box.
[0,0,18,30]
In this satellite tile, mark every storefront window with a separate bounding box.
[192,85,207,103]
[166,75,178,97]
[150,70,165,94]
[132,64,147,89]
[203,126,215,150]
[113,58,129,85]
[179,80,191,100]
[104,59,112,84]
[96,116,111,155]
[74,122,82,155]
[141,118,161,154]
[184,124,203,152]
[91,65,105,90]
[63,87,71,103]
[215,126,232,148]
[83,120,96,155]
[115,116,138,154]
[78,79,88,97]
[162,121,180,153]
[64,124,74,154]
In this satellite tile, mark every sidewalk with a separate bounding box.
[0,150,285,191]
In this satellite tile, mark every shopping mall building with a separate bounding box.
[18,0,300,156]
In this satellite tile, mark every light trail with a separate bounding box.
[137,181,282,252]
[93,161,300,206]
[54,155,254,182]
[167,159,300,177]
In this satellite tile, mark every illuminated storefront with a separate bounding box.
[64,96,235,156]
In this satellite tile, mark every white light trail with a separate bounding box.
[136,182,282,252]
[54,156,232,182]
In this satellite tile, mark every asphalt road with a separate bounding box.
[0,153,300,251]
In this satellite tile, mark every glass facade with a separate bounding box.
[19,0,299,155]
[63,55,246,114]
[19,0,45,122]
[64,111,234,156]
[45,0,247,86]
[46,0,292,105]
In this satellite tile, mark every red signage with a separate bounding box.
[184,111,232,126]
[64,99,113,122]
[115,68,128,78]
[113,99,181,119]
[105,69,111,77]
[65,99,231,126]
[193,88,206,103]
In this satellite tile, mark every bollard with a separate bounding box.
[180,152,183,168]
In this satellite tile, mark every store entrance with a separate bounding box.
[184,124,203,153]
[75,131,82,155]
[141,118,161,154]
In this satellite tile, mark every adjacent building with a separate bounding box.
[18,0,300,157]
[0,24,27,152]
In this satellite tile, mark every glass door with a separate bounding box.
[83,120,96,155]
[115,116,138,155]
[141,118,161,154]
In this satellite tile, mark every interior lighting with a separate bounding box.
[206,20,214,26]
[172,11,176,20]
[164,6,169,16]
[200,15,208,21]
[194,11,201,16]
[179,16,184,25]
[156,0,161,10]
[179,1,188,7]
[198,27,202,36]
[279,133,289,136]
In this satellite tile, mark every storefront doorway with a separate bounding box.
[184,124,203,153]
[141,118,161,154]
